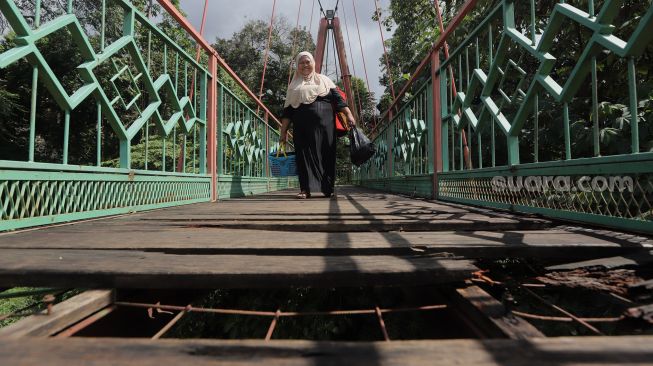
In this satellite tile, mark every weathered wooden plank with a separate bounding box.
[0,337,652,365]
[2,225,649,259]
[0,250,477,289]
[451,286,544,339]
[547,250,653,270]
[156,219,550,232]
[0,290,113,338]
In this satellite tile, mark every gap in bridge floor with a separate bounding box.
[66,286,475,341]
[44,257,653,341]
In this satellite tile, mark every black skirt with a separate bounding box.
[291,99,336,196]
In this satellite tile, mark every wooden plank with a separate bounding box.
[0,290,113,338]
[0,250,478,289]
[153,219,551,232]
[1,226,648,260]
[0,336,652,365]
[547,250,653,270]
[130,213,539,221]
[451,286,544,339]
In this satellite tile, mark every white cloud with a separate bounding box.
[178,0,394,103]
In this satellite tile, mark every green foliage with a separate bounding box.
[212,17,316,119]
[374,0,502,114]
[0,288,82,328]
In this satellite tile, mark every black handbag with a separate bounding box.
[349,127,376,166]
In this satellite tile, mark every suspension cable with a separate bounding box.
[374,0,396,104]
[317,0,327,17]
[351,0,373,125]
[341,2,365,122]
[287,0,304,86]
[309,0,316,43]
[258,0,277,102]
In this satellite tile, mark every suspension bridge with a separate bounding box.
[0,0,652,364]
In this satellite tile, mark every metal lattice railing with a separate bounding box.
[219,82,280,178]
[437,0,653,232]
[0,0,214,231]
[357,0,653,234]
[357,80,434,187]
[0,0,296,231]
[0,0,209,170]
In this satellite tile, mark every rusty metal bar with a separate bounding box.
[523,287,604,335]
[375,306,391,342]
[511,310,623,323]
[116,302,277,316]
[264,309,281,341]
[115,301,447,317]
[151,305,190,340]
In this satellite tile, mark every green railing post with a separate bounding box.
[628,57,640,154]
[217,83,224,177]
[199,70,207,175]
[208,55,218,201]
[265,112,271,191]
[441,69,449,173]
[387,114,394,179]
[430,51,442,198]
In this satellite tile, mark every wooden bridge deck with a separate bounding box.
[0,186,651,289]
[1,187,652,365]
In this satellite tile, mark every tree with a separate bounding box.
[212,17,315,118]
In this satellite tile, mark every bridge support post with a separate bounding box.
[314,19,329,73]
[332,17,358,122]
[431,52,443,200]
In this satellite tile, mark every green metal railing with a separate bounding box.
[355,79,434,196]
[0,0,294,231]
[359,0,653,234]
[217,81,298,198]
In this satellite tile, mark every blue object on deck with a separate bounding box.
[269,148,297,177]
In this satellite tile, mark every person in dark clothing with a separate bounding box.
[279,51,356,199]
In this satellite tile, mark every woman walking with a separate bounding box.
[280,51,356,198]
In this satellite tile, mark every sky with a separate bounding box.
[178,0,394,101]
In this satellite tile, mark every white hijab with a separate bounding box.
[284,51,336,108]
